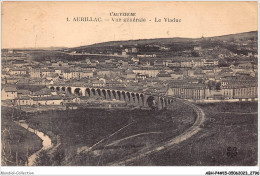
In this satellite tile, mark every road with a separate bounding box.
[109,99,205,165]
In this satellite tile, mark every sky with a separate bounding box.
[1,1,258,49]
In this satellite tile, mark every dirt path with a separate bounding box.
[110,100,205,166]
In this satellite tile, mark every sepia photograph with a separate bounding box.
[0,1,258,174]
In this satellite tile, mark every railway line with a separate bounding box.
[110,99,205,165]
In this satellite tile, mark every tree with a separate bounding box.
[229,37,235,42]
[191,51,200,57]
[208,81,216,90]
[218,59,230,67]
[52,147,65,166]
[216,82,221,90]
[35,150,51,166]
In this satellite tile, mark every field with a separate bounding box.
[133,102,258,166]
[1,106,42,166]
[25,101,196,166]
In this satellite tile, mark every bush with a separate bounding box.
[35,150,51,166]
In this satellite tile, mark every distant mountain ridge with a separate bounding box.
[73,31,257,49]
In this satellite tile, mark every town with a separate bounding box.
[1,32,258,112]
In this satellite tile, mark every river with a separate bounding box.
[16,121,53,166]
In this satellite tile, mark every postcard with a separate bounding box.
[1,1,258,175]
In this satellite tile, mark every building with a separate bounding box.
[106,80,125,88]
[92,80,106,87]
[168,61,181,68]
[33,95,64,106]
[126,70,136,80]
[170,72,183,80]
[131,47,138,53]
[51,61,69,68]
[46,72,59,81]
[133,68,160,77]
[192,58,205,67]
[14,96,33,106]
[81,71,94,78]
[194,46,202,51]
[63,70,72,80]
[157,70,172,81]
[233,83,258,99]
[2,77,19,84]
[96,69,111,78]
[122,51,127,56]
[1,87,18,100]
[30,68,42,78]
[131,57,139,63]
[137,54,157,58]
[136,73,147,80]
[203,59,218,66]
[180,59,193,68]
[41,69,56,78]
[167,82,207,99]
[33,88,52,98]
[237,62,253,69]
[63,96,81,104]
[221,75,257,87]
[9,68,27,75]
[154,60,164,67]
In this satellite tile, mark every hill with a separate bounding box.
[72,31,257,50]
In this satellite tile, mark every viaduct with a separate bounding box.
[48,85,177,109]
